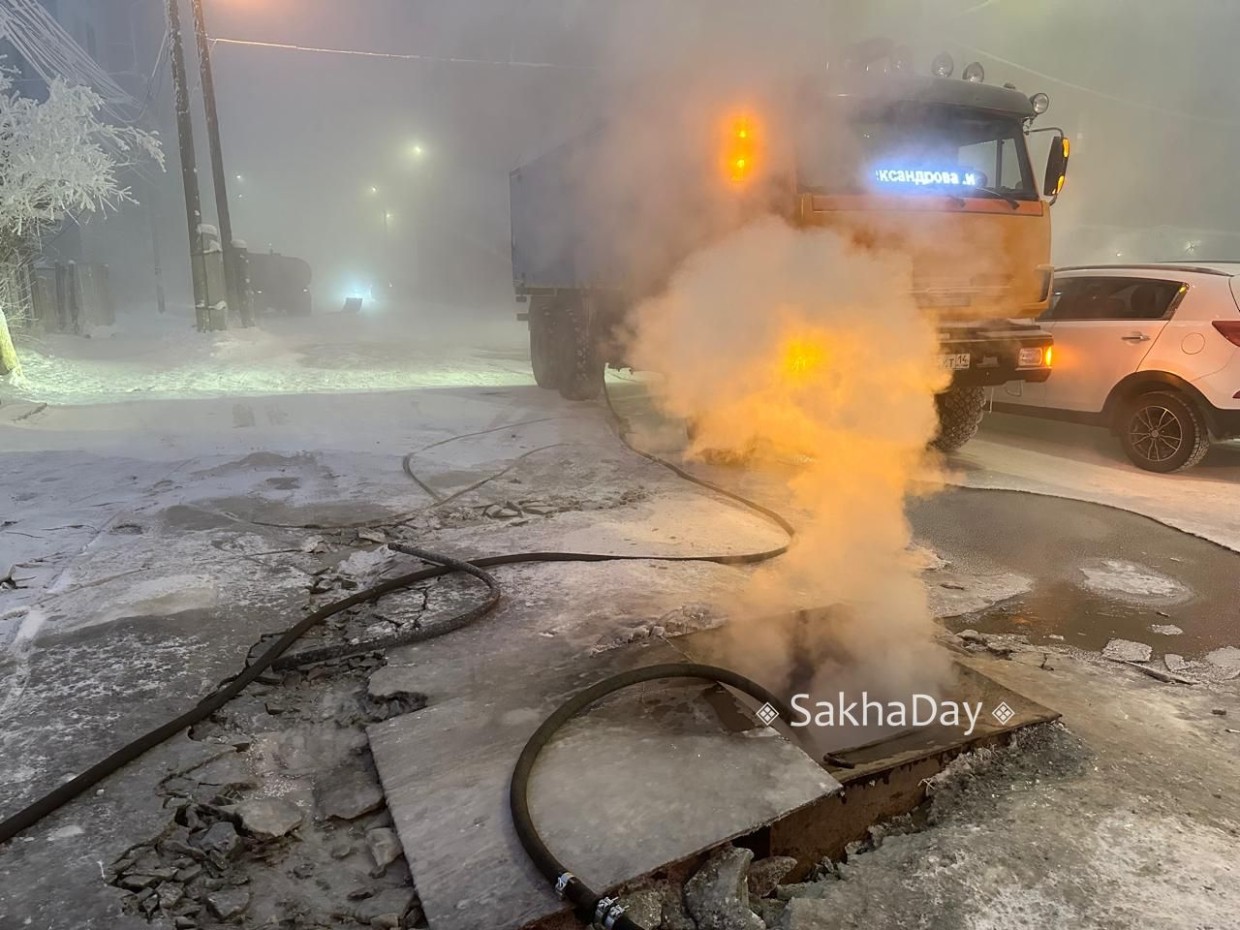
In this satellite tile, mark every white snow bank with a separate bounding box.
[5,302,531,406]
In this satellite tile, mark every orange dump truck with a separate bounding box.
[509,44,1070,450]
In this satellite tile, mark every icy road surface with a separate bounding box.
[955,412,1240,552]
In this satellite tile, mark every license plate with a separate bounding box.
[939,353,971,371]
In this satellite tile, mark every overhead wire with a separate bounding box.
[209,35,594,71]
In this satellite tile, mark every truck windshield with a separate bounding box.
[798,103,1036,200]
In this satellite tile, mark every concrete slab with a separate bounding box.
[368,646,838,930]
[365,557,1058,930]
[365,569,841,930]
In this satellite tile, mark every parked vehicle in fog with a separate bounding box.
[996,263,1240,471]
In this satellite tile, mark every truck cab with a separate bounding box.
[511,45,1070,450]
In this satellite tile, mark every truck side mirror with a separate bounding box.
[1043,134,1070,199]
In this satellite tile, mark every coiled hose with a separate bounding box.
[509,664,795,930]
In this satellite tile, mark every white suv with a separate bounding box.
[995,263,1240,471]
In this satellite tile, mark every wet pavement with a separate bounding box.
[910,487,1240,658]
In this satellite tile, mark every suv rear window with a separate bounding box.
[1047,277,1186,322]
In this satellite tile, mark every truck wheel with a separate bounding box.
[1118,390,1210,472]
[556,298,604,402]
[932,386,986,452]
[528,297,561,390]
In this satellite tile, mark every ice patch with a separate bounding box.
[1079,560,1188,600]
[1102,639,1153,663]
[1149,623,1183,636]
[1204,646,1240,671]
[89,574,219,625]
[45,824,84,840]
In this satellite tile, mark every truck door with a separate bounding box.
[1040,275,1176,414]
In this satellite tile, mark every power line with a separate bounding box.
[0,0,137,114]
[210,35,593,71]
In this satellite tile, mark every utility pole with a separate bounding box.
[191,0,251,326]
[166,0,210,331]
[148,187,167,314]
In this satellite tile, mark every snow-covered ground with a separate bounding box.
[0,303,790,697]
[6,303,531,405]
[3,307,1239,930]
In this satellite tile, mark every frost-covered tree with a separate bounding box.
[0,71,162,382]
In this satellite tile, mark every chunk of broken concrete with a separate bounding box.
[119,874,157,891]
[190,752,254,789]
[263,725,369,777]
[226,798,304,839]
[747,856,798,899]
[618,889,664,929]
[1164,654,1190,673]
[316,767,384,821]
[1149,624,1183,636]
[366,827,404,875]
[205,888,250,921]
[1102,639,1152,663]
[752,898,786,926]
[156,882,184,910]
[684,846,764,930]
[192,821,240,861]
[352,888,415,924]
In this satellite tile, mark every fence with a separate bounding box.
[1,260,115,334]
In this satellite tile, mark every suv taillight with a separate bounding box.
[1212,320,1240,347]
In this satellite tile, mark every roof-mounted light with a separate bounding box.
[931,52,954,78]
[1030,92,1050,114]
[963,61,985,83]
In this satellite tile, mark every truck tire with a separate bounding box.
[1117,390,1210,472]
[528,297,561,390]
[932,386,986,452]
[555,297,604,402]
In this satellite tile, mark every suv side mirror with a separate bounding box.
[1043,134,1070,199]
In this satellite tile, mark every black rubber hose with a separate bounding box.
[508,663,795,930]
[0,385,796,848]
[0,549,459,846]
[0,538,792,846]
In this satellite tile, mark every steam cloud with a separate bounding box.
[626,217,953,704]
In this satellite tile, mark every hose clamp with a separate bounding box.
[592,896,618,927]
[602,902,626,929]
[554,872,574,900]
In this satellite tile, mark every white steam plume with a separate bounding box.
[627,217,952,703]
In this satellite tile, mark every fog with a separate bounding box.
[65,0,1240,313]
